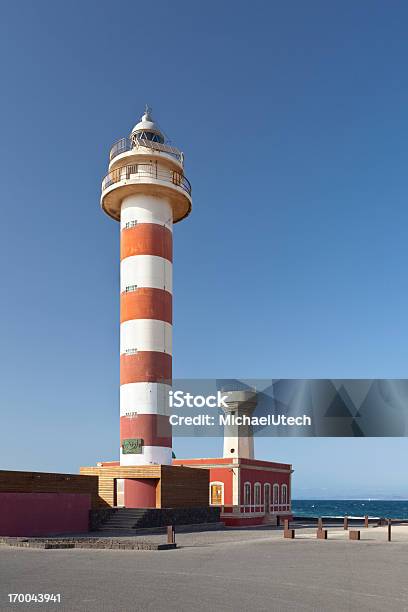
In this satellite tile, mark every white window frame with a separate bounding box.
[264,483,271,513]
[243,481,251,508]
[209,481,224,506]
[254,482,261,506]
[273,483,280,507]
[281,483,288,506]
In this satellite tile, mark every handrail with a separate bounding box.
[102,162,191,195]
[109,136,183,163]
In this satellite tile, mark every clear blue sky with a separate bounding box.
[0,1,407,498]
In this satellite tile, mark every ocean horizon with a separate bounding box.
[292,499,408,519]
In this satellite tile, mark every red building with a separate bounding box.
[173,390,293,526]
[173,457,292,526]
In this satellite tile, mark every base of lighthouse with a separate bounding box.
[79,464,210,509]
[80,457,293,528]
[123,478,157,507]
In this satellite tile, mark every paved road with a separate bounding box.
[1,526,408,611]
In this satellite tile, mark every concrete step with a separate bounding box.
[104,516,146,521]
[98,524,133,528]
[106,521,143,524]
[103,521,138,527]
[104,516,141,520]
[104,514,147,520]
[107,514,147,519]
[99,519,138,523]
[98,527,137,531]
[97,509,151,531]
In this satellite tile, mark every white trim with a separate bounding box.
[281,483,288,506]
[171,458,292,473]
[273,483,280,507]
[243,481,251,508]
[209,481,224,506]
[264,483,271,513]
[232,468,239,506]
[235,463,292,474]
[254,482,261,506]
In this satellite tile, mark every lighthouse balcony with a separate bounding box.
[102,162,191,194]
[101,161,192,223]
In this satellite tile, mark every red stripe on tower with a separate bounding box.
[120,352,172,385]
[121,224,173,261]
[120,288,172,324]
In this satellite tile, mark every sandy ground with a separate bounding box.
[1,524,408,611]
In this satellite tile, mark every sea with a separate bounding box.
[292,499,408,519]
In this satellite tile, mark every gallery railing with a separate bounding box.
[102,162,191,195]
[109,136,183,163]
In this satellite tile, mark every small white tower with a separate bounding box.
[221,389,257,459]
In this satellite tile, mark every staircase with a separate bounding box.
[97,509,152,531]
[94,506,222,532]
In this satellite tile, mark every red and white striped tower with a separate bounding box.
[101,107,192,471]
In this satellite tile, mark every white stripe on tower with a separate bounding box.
[120,446,172,466]
[121,256,172,294]
[119,193,173,466]
[120,382,171,417]
[121,195,174,231]
[120,319,172,355]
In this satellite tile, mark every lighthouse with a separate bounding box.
[101,107,192,469]
[80,108,292,518]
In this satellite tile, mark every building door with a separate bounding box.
[210,483,223,505]
[264,484,271,514]
[115,478,124,507]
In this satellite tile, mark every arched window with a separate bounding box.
[254,482,261,506]
[210,481,224,505]
[243,482,251,507]
[281,484,288,506]
[273,483,279,506]
[264,483,271,512]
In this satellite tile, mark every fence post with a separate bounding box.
[344,516,349,530]
[283,518,295,539]
[388,519,392,542]
[167,525,176,545]
[317,517,323,530]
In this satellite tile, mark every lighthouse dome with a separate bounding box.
[131,106,165,144]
